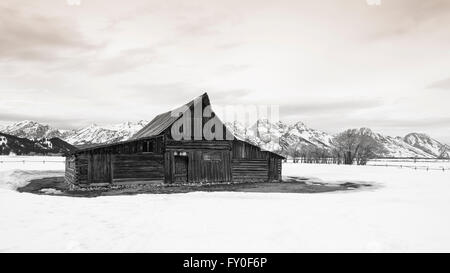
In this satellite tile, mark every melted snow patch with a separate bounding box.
[39,188,63,195]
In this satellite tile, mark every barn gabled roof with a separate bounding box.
[131,92,210,140]
[131,92,285,158]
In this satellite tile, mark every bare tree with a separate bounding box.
[332,129,386,165]
[286,143,303,163]
[354,136,386,165]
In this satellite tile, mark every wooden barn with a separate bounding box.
[65,93,284,187]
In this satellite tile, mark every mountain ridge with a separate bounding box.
[1,120,448,158]
[0,132,77,155]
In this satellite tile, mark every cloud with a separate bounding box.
[0,5,97,62]
[215,42,244,50]
[210,89,252,103]
[0,0,449,143]
[362,0,450,41]
[280,98,384,117]
[216,64,250,74]
[91,46,158,75]
[427,77,450,90]
[355,116,450,129]
[124,82,200,104]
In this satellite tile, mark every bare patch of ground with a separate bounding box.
[17,175,373,197]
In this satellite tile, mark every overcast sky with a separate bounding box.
[0,0,449,143]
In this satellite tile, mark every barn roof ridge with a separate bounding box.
[131,92,209,140]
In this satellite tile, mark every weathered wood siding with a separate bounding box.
[231,140,269,182]
[232,140,269,160]
[67,137,166,186]
[77,154,89,184]
[164,150,232,183]
[65,154,89,185]
[166,140,231,151]
[231,158,269,182]
[112,153,164,184]
[268,157,282,181]
[87,136,164,155]
[87,153,112,184]
[231,140,282,182]
[165,140,232,183]
[64,155,77,184]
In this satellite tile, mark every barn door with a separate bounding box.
[88,153,112,184]
[174,156,188,183]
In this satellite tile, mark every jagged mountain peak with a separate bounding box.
[403,132,448,158]
[63,120,150,147]
[0,120,72,140]
[290,121,307,130]
[404,132,433,143]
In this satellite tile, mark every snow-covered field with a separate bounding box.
[1,157,450,252]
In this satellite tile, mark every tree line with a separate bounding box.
[274,129,387,165]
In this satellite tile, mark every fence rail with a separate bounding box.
[367,164,449,171]
[284,157,450,171]
[0,160,65,164]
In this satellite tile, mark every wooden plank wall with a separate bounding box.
[277,159,282,180]
[69,137,166,186]
[64,156,77,184]
[77,155,89,184]
[231,140,270,182]
[166,140,231,151]
[231,159,269,182]
[165,140,232,183]
[164,149,232,183]
[166,140,233,183]
[232,140,269,160]
[113,154,164,183]
[191,150,231,183]
[88,153,112,183]
[65,154,89,185]
[268,157,282,181]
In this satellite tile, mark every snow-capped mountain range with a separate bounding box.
[0,120,449,158]
[0,120,72,140]
[0,120,148,148]
[225,120,449,158]
[225,120,334,152]
[64,121,149,147]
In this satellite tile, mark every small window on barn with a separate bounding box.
[148,142,154,152]
[142,141,154,153]
[203,152,221,161]
[142,142,148,152]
